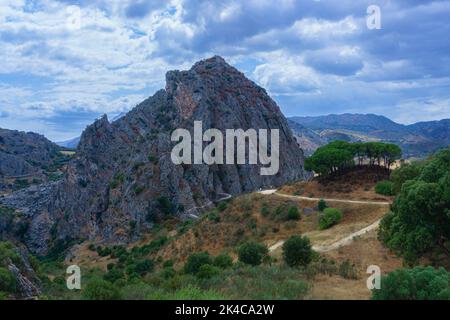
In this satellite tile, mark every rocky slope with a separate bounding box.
[0,241,41,299]
[289,114,450,157]
[1,56,307,255]
[287,120,326,156]
[0,128,62,178]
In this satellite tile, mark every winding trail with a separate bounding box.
[260,189,390,253]
[259,189,391,206]
[184,192,232,219]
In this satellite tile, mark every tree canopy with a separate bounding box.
[305,141,401,176]
[378,147,450,264]
[372,266,450,300]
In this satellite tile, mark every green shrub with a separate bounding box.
[208,212,220,223]
[282,235,312,267]
[96,246,112,257]
[0,242,21,267]
[318,208,342,230]
[213,254,233,269]
[217,202,227,212]
[134,259,154,276]
[287,206,301,220]
[260,206,270,217]
[0,268,16,293]
[372,266,450,300]
[184,252,212,275]
[103,268,125,283]
[318,199,327,211]
[157,196,175,215]
[161,267,176,279]
[163,260,174,268]
[196,264,220,279]
[83,278,122,300]
[375,180,395,196]
[238,242,268,266]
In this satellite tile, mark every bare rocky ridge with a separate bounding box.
[1,56,308,255]
[0,128,62,177]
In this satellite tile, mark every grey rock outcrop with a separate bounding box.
[3,244,42,299]
[0,128,62,177]
[1,56,308,255]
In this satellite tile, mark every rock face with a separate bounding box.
[0,128,62,177]
[1,56,307,255]
[2,243,42,299]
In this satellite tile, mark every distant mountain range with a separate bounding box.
[289,114,450,157]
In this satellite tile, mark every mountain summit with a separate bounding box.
[1,56,308,254]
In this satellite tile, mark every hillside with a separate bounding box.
[59,167,401,300]
[0,128,62,177]
[0,56,308,256]
[0,128,70,192]
[289,114,450,157]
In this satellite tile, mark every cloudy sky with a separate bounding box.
[0,0,449,141]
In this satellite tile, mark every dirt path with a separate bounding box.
[262,189,390,253]
[268,219,381,253]
[272,192,391,206]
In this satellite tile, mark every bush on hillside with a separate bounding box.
[318,199,327,212]
[318,208,342,230]
[287,206,301,220]
[282,236,312,267]
[83,278,122,300]
[213,254,233,269]
[0,267,16,293]
[375,180,395,196]
[238,242,268,266]
[184,252,212,275]
[196,264,220,279]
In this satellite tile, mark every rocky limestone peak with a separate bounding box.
[1,56,309,255]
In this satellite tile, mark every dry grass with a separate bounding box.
[279,167,394,202]
[157,188,391,270]
[66,242,117,271]
[308,229,404,300]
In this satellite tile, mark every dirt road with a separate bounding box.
[261,189,390,253]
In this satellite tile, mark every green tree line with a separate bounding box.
[378,147,450,264]
[305,141,402,176]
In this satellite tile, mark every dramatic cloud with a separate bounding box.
[0,0,449,140]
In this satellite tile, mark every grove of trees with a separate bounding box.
[305,141,402,177]
[371,266,450,300]
[378,147,450,264]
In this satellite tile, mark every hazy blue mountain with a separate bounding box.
[55,136,80,149]
[289,114,450,158]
